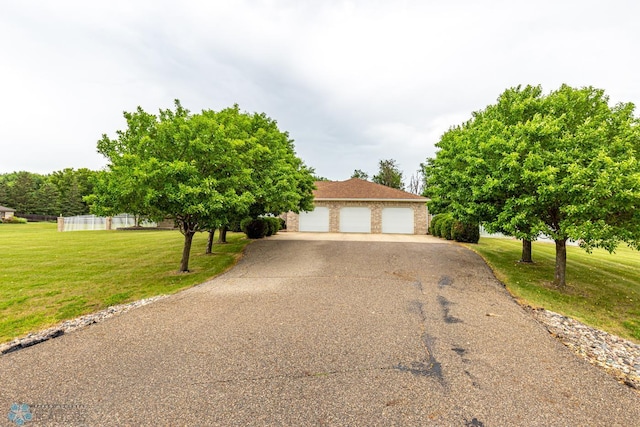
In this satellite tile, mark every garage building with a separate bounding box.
[285,178,429,235]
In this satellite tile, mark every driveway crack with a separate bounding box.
[190,364,438,386]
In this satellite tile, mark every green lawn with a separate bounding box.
[0,222,250,344]
[467,237,640,343]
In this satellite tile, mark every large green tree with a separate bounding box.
[425,84,640,287]
[372,159,405,190]
[50,168,96,216]
[198,106,315,243]
[6,172,41,213]
[526,85,640,285]
[91,101,314,272]
[35,181,61,216]
[425,85,545,262]
[87,166,152,226]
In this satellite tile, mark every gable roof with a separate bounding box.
[0,205,15,212]
[314,178,427,201]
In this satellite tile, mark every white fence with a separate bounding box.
[59,214,157,232]
[480,225,579,246]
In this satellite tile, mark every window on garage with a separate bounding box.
[382,207,414,234]
[339,207,371,233]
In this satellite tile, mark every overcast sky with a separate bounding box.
[1,1,639,181]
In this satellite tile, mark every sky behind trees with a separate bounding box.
[2,1,639,180]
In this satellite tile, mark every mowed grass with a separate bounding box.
[0,222,250,344]
[466,237,640,343]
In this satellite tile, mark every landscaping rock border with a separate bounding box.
[528,307,640,391]
[1,294,638,394]
[0,295,168,355]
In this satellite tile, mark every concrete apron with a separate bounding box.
[273,231,446,243]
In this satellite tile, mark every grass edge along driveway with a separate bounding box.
[3,224,639,346]
[466,237,640,343]
[0,222,250,344]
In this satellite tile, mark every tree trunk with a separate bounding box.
[520,239,533,263]
[217,226,228,244]
[554,238,567,288]
[206,229,215,254]
[180,231,195,272]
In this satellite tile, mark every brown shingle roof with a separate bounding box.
[0,205,15,212]
[314,178,426,200]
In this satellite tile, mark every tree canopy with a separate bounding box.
[351,169,369,180]
[424,84,640,287]
[372,159,404,190]
[0,169,96,216]
[91,101,315,272]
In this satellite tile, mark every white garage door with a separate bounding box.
[299,207,330,232]
[382,207,414,234]
[339,207,371,233]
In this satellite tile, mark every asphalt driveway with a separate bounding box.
[1,233,638,426]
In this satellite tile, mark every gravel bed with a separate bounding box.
[0,295,168,355]
[528,307,640,391]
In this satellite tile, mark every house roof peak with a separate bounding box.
[313,178,426,200]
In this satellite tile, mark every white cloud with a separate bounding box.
[1,0,640,177]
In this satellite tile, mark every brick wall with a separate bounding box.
[286,201,428,235]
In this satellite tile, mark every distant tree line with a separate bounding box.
[0,168,98,217]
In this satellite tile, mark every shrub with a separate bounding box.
[2,216,27,224]
[262,217,280,236]
[433,217,442,237]
[452,220,480,243]
[239,217,252,233]
[240,218,268,239]
[429,215,442,236]
[432,215,441,237]
[433,213,453,238]
[273,217,283,233]
[240,217,282,238]
[278,217,286,230]
[440,215,455,240]
[263,219,274,236]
